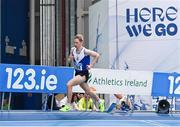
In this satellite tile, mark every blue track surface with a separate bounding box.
[0,111,180,126]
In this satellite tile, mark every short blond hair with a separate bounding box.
[74,34,84,42]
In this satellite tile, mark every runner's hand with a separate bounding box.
[87,65,92,70]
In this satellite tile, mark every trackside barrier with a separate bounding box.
[0,64,180,112]
[73,68,180,97]
[0,64,74,111]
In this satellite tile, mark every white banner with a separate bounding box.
[73,68,153,95]
[109,0,180,72]
[89,0,110,69]
[88,0,180,110]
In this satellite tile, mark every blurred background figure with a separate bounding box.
[78,93,97,111]
[107,94,132,113]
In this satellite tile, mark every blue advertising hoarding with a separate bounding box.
[0,64,74,93]
[152,72,180,97]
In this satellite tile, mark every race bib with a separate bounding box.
[74,63,83,71]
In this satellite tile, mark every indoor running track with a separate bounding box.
[0,111,180,127]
